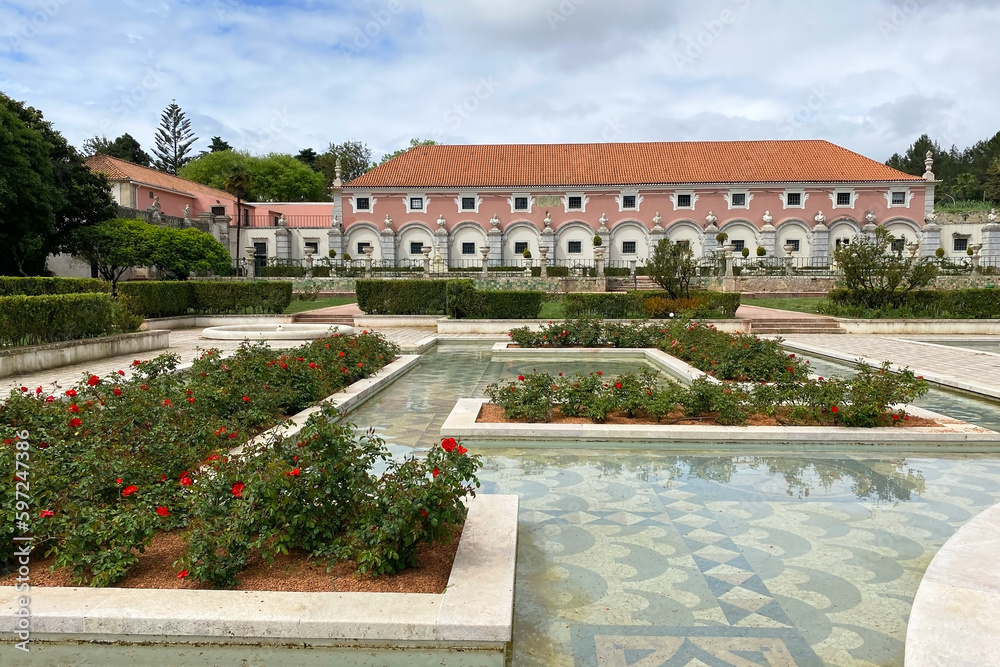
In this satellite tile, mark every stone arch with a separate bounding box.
[448,222,488,265]
[717,219,759,253]
[395,222,436,263]
[502,221,541,262]
[775,218,813,256]
[665,219,705,257]
[555,221,596,261]
[609,220,650,262]
[829,217,862,251]
[882,216,921,237]
[344,221,382,260]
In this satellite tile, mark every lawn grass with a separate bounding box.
[741,297,828,314]
[283,296,357,315]
[538,299,566,320]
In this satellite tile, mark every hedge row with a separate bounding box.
[355,279,545,319]
[823,288,1000,319]
[564,291,740,319]
[119,281,294,317]
[0,276,109,296]
[0,293,120,347]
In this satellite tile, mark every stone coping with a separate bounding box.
[835,318,1000,335]
[442,398,1000,448]
[0,494,518,648]
[0,330,170,379]
[491,342,706,384]
[351,316,748,335]
[779,338,1000,400]
[142,315,295,330]
[905,501,1000,666]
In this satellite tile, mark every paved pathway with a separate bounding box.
[736,304,828,320]
[780,334,1000,399]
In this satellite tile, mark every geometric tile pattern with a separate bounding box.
[344,344,1000,667]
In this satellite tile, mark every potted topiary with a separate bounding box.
[328,249,337,259]
[756,246,766,257]
[741,246,750,258]
[716,232,728,245]
[935,247,945,259]
[593,234,603,247]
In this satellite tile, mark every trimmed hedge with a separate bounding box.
[356,279,449,315]
[823,288,1000,319]
[118,281,293,317]
[445,280,544,319]
[564,291,740,319]
[530,266,571,277]
[0,276,109,296]
[0,293,117,347]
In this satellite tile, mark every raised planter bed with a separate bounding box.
[0,331,169,378]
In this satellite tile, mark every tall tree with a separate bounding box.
[379,137,437,165]
[223,164,254,267]
[67,218,158,295]
[153,100,198,174]
[984,158,1000,203]
[315,140,373,184]
[83,133,151,166]
[179,151,327,202]
[295,147,318,168]
[0,92,116,275]
[208,136,231,152]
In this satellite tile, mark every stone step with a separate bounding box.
[752,327,846,334]
[291,314,356,325]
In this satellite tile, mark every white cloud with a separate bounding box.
[0,0,997,164]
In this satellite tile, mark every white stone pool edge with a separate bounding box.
[0,494,518,649]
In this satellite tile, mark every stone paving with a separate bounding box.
[780,334,1000,400]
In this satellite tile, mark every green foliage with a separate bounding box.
[0,332,402,583]
[820,288,1000,319]
[563,291,739,319]
[833,227,938,309]
[564,293,646,318]
[887,131,1000,204]
[446,281,543,319]
[117,282,192,318]
[0,293,135,347]
[117,281,291,317]
[593,235,603,247]
[315,140,375,185]
[379,138,438,165]
[83,133,151,166]
[357,279,449,315]
[67,218,158,294]
[530,265,570,277]
[0,276,109,296]
[151,226,232,280]
[647,238,696,298]
[179,151,326,202]
[756,246,766,257]
[0,93,116,275]
[153,100,198,175]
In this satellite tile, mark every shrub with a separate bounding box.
[565,292,645,318]
[648,238,696,298]
[0,276,109,296]
[530,266,570,277]
[118,282,192,318]
[564,291,740,320]
[356,279,448,315]
[820,288,1000,319]
[447,281,544,319]
[191,281,292,315]
[834,227,938,309]
[0,293,130,347]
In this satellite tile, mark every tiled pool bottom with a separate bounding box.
[477,451,1000,666]
[345,345,1000,666]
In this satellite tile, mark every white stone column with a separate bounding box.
[981,211,1000,260]
[921,221,942,258]
[275,225,292,260]
[759,212,776,258]
[380,214,396,264]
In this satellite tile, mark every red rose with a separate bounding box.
[162,399,173,407]
[615,382,623,390]
[309,362,317,369]
[457,445,467,455]
[177,569,188,579]
[597,371,603,376]
[88,375,100,386]
[35,386,42,394]
[831,405,839,413]
[65,389,77,397]
[442,438,457,453]
[69,418,82,427]
[140,384,149,390]
[116,478,122,484]
[518,375,525,381]
[68,404,79,413]
[113,387,123,396]
[117,370,125,376]
[132,360,141,366]
[40,510,55,518]
[232,482,245,498]
[122,485,138,496]
[432,468,441,478]
[286,468,301,477]
[215,427,226,436]
[338,351,345,357]
[893,414,900,421]
[229,432,237,439]
[187,397,195,403]
[156,506,170,516]
[38,442,49,449]
[180,477,192,486]
[420,509,428,517]
[242,396,250,402]
[358,362,363,368]
[45,396,55,403]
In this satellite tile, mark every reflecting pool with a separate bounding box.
[346,344,1000,666]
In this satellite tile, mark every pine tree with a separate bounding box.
[153,100,198,174]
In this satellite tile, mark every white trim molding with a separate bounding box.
[562,192,590,213]
[403,193,430,214]
[615,189,643,213]
[507,193,536,214]
[350,194,377,214]
[829,188,857,210]
[885,187,915,209]
[455,192,483,214]
[724,190,752,210]
[781,189,809,210]
[670,190,699,211]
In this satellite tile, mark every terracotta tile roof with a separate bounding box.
[347,140,923,189]
[85,154,236,201]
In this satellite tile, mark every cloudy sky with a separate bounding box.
[2,0,997,163]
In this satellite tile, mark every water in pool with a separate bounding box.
[344,344,1000,666]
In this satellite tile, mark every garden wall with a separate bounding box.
[292,276,605,294]
[0,330,169,378]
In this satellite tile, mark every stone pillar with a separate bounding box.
[921,221,942,258]
[812,222,830,265]
[244,245,256,279]
[981,213,1000,260]
[722,245,735,277]
[434,227,449,268]
[783,243,795,276]
[275,225,292,260]
[480,247,490,277]
[421,246,432,278]
[539,245,549,279]
[488,228,502,265]
[380,214,395,264]
[759,218,777,258]
[923,150,936,222]
[363,245,374,278]
[304,248,314,279]
[971,245,982,276]
[594,247,606,278]
[327,225,344,261]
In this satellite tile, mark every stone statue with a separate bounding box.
[814,210,826,224]
[437,214,447,227]
[762,211,773,225]
[865,211,877,224]
[598,213,609,232]
[383,214,393,228]
[332,214,342,230]
[277,214,287,227]
[705,211,717,227]
[543,211,552,228]
[489,214,501,228]
[149,195,161,213]
[652,212,664,229]
[989,209,997,223]
[183,204,191,219]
